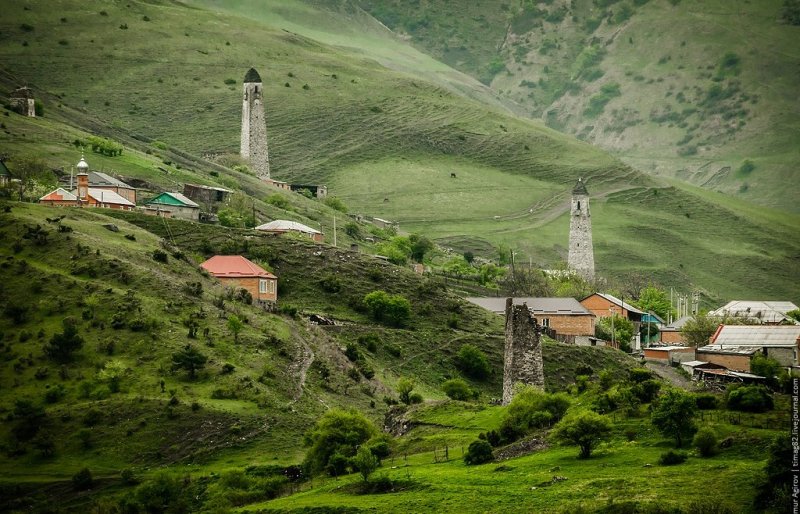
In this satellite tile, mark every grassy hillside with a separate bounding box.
[352,0,800,213]
[0,0,798,303]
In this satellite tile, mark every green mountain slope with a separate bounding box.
[0,0,798,303]
[350,0,800,213]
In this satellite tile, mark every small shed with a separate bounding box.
[680,360,725,378]
[143,192,200,221]
[200,255,277,304]
[0,160,11,186]
[643,345,695,364]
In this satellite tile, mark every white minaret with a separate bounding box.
[567,178,595,281]
[240,68,270,180]
[76,154,89,202]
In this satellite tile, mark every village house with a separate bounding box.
[659,315,691,345]
[696,324,800,372]
[183,183,231,209]
[143,192,200,221]
[255,219,324,242]
[200,255,277,304]
[580,293,644,349]
[59,166,137,204]
[39,164,135,211]
[707,300,799,325]
[0,159,11,187]
[466,297,597,345]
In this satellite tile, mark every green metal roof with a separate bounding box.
[0,160,11,177]
[144,192,191,207]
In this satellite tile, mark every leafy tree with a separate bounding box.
[755,433,792,511]
[302,409,378,475]
[478,263,505,286]
[97,360,127,393]
[500,386,570,443]
[363,291,411,327]
[456,344,490,380]
[551,410,612,458]
[344,222,362,240]
[171,345,208,379]
[11,399,48,442]
[633,286,676,321]
[351,446,379,482]
[681,313,719,347]
[693,426,718,457]
[442,378,474,401]
[9,156,53,201]
[409,234,434,262]
[595,314,633,351]
[265,193,290,210]
[43,317,84,363]
[786,309,800,323]
[750,354,781,380]
[227,314,244,343]
[725,384,774,412]
[463,251,475,264]
[72,468,93,490]
[464,439,493,465]
[443,256,473,278]
[323,196,348,213]
[396,378,416,405]
[651,389,696,447]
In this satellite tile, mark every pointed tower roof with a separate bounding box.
[244,68,262,83]
[572,178,588,195]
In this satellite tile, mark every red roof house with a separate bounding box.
[200,255,277,303]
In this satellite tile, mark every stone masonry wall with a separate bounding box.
[241,82,271,180]
[503,298,545,405]
[568,193,595,281]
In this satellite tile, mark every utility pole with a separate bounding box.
[333,215,337,247]
[610,306,616,348]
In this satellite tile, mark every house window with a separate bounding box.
[269,280,275,294]
[259,279,268,294]
[541,318,550,328]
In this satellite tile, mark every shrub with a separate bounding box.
[358,333,379,353]
[363,291,411,327]
[464,439,493,465]
[551,410,612,459]
[344,342,361,362]
[396,378,416,405]
[320,274,342,293]
[651,388,697,447]
[303,409,379,475]
[152,249,168,263]
[629,368,652,383]
[500,387,570,443]
[323,196,348,213]
[693,427,718,457]
[351,446,379,481]
[72,468,93,490]
[224,78,236,85]
[695,393,718,410]
[171,345,208,378]
[43,317,84,363]
[442,378,474,401]
[265,193,290,210]
[738,159,756,176]
[725,384,773,413]
[455,344,490,380]
[658,450,687,465]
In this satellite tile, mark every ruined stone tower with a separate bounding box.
[503,298,544,405]
[240,68,270,180]
[567,178,595,281]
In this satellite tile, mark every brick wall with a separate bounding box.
[534,314,594,336]
[696,351,752,372]
[660,330,686,344]
[219,276,277,302]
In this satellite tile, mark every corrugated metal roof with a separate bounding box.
[710,325,800,347]
[185,183,231,193]
[255,220,322,235]
[708,300,799,324]
[682,361,709,367]
[144,192,199,208]
[698,345,761,355]
[200,255,276,279]
[86,188,135,206]
[665,315,692,330]
[465,297,594,315]
[89,171,132,188]
[646,345,692,352]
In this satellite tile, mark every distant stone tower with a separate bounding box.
[502,298,544,405]
[568,178,595,281]
[240,68,270,180]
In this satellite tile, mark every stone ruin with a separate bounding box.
[9,87,36,117]
[502,298,544,405]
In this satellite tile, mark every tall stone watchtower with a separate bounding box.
[240,68,271,180]
[567,177,595,281]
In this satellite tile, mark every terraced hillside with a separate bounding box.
[350,0,800,212]
[0,0,798,303]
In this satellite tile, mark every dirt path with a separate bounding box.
[287,324,316,404]
[645,361,695,390]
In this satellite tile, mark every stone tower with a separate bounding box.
[567,178,595,281]
[240,68,270,180]
[502,298,544,405]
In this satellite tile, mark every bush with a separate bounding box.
[500,387,570,444]
[693,427,718,457]
[442,378,474,401]
[152,249,168,263]
[658,450,687,465]
[651,388,697,447]
[43,317,84,363]
[320,274,342,293]
[464,439,493,465]
[363,291,411,327]
[551,410,612,459]
[726,384,773,412]
[695,393,718,410]
[303,409,379,476]
[455,344,490,380]
[72,468,93,490]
